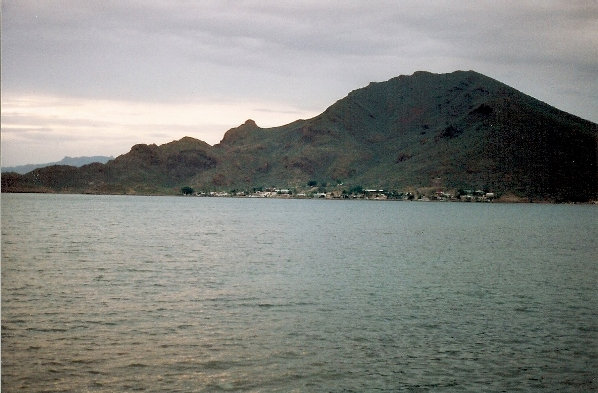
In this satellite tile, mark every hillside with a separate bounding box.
[2,71,597,201]
[2,156,114,175]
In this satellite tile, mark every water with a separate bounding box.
[2,194,597,392]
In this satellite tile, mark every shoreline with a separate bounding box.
[2,190,596,204]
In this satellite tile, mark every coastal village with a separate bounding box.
[185,186,497,202]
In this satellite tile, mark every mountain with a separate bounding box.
[2,71,597,201]
[2,156,114,174]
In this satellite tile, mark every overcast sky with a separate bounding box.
[2,1,597,166]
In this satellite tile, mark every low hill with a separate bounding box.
[2,71,597,201]
[2,156,114,174]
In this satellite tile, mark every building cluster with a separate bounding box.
[189,187,496,202]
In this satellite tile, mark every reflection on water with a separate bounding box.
[2,194,597,392]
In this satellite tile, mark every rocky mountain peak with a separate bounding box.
[218,119,261,146]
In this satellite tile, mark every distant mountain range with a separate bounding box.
[2,156,113,174]
[2,71,596,202]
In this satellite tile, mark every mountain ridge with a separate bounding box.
[2,70,597,201]
[2,156,114,175]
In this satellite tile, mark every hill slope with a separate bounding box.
[2,71,597,201]
[2,156,114,174]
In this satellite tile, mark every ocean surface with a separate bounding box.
[2,193,597,392]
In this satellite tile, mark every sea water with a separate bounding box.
[2,194,597,392]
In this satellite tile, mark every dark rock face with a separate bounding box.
[3,71,596,201]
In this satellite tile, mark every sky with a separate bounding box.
[2,1,597,167]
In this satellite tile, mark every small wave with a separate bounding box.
[257,301,316,308]
[84,320,118,326]
[43,360,64,366]
[513,306,534,313]
[5,319,27,324]
[126,362,149,368]
[202,381,235,391]
[26,327,68,333]
[123,268,155,273]
[71,358,98,365]
[199,360,230,370]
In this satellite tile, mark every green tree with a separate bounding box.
[349,185,363,194]
[181,186,194,195]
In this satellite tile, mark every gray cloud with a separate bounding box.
[1,0,596,165]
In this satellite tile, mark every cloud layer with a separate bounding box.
[2,1,597,166]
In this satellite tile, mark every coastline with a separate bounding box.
[2,189,595,204]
